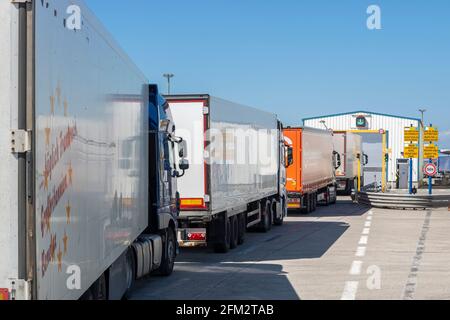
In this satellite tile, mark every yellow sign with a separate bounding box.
[424,144,439,159]
[404,144,419,158]
[424,127,439,142]
[404,127,419,142]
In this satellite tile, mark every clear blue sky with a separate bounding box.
[85,0,450,148]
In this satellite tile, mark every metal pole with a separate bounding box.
[163,73,174,95]
[167,77,171,95]
[428,159,433,195]
[409,158,413,195]
[357,157,361,192]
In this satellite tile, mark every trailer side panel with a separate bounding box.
[0,1,20,293]
[302,128,335,193]
[34,0,148,300]
[209,97,279,214]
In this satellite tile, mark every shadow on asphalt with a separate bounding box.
[288,200,370,218]
[132,262,301,300]
[178,220,350,263]
[130,200,369,300]
[132,220,350,300]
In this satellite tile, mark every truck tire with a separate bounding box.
[214,216,231,253]
[300,195,307,214]
[330,186,337,205]
[322,189,330,207]
[306,194,312,214]
[123,248,136,300]
[80,287,95,300]
[274,200,284,226]
[237,213,246,245]
[158,229,177,276]
[230,216,239,249]
[95,274,108,300]
[81,274,107,300]
[258,201,272,232]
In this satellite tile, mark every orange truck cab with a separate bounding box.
[283,127,339,213]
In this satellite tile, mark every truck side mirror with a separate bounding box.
[286,147,294,168]
[333,151,342,170]
[364,154,369,166]
[178,140,188,158]
[179,159,190,171]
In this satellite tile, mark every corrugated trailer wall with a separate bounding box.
[303,112,421,185]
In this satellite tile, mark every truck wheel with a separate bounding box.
[258,201,271,232]
[80,287,95,300]
[274,200,284,226]
[82,274,107,300]
[123,248,136,300]
[214,217,231,253]
[306,194,312,214]
[158,229,177,276]
[330,186,337,205]
[324,189,331,206]
[95,274,108,300]
[300,195,308,214]
[230,216,239,249]
[237,213,246,245]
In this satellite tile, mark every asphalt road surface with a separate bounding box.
[130,197,450,300]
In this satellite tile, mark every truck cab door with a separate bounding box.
[159,133,178,217]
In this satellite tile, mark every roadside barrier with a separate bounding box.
[357,192,450,210]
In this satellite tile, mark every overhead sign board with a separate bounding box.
[404,144,419,159]
[424,144,439,159]
[404,127,419,142]
[424,127,439,142]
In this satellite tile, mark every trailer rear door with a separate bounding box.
[359,133,383,190]
[333,133,347,177]
[167,99,208,210]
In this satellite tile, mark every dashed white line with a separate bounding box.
[341,209,374,300]
[359,236,369,245]
[356,246,367,257]
[341,281,359,300]
[350,261,363,275]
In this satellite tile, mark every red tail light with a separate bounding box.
[0,289,9,301]
[188,233,206,241]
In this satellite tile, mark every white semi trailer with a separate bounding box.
[332,131,368,194]
[0,0,189,300]
[166,95,291,253]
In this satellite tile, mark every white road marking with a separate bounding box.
[341,281,359,300]
[350,261,363,275]
[341,209,375,300]
[356,247,367,257]
[359,236,369,245]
